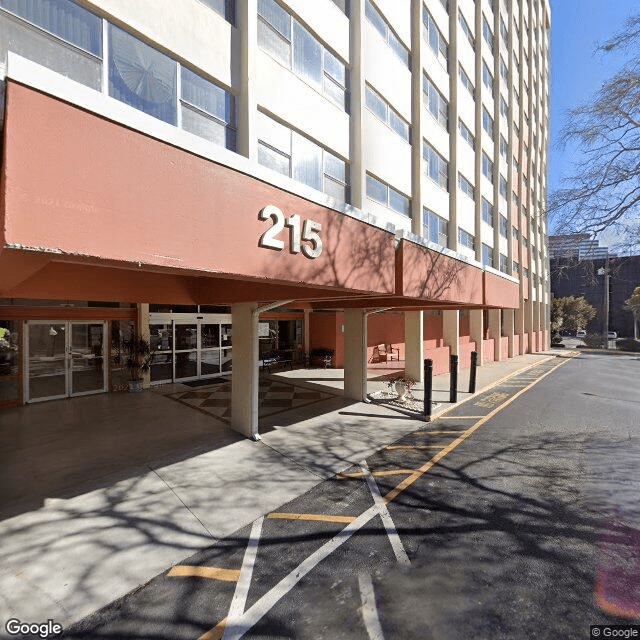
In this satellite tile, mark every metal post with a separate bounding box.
[449,354,458,403]
[423,358,433,421]
[469,351,478,393]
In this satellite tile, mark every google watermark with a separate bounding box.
[591,627,640,638]
[5,619,62,638]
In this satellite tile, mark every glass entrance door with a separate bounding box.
[174,322,198,382]
[26,321,107,402]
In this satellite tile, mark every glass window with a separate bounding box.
[329,0,349,15]
[499,174,507,199]
[458,228,475,250]
[499,134,507,158]
[1,0,102,56]
[389,187,410,216]
[458,173,474,199]
[424,208,448,246]
[482,151,494,183]
[500,95,508,118]
[109,24,177,125]
[500,16,507,42]
[366,0,410,67]
[459,65,475,99]
[324,151,348,202]
[424,74,448,130]
[423,141,449,190]
[293,21,323,88]
[513,261,520,275]
[500,56,508,82]
[499,214,508,237]
[482,105,494,137]
[366,173,387,204]
[512,225,519,239]
[482,59,494,96]
[365,84,410,142]
[292,131,322,190]
[459,11,474,48]
[499,253,508,273]
[459,119,474,149]
[366,174,410,216]
[481,197,494,226]
[482,243,494,267]
[423,7,448,68]
[198,0,236,24]
[482,15,493,52]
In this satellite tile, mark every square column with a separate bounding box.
[443,310,459,357]
[489,309,502,362]
[404,310,423,384]
[138,303,151,389]
[532,300,541,352]
[344,309,367,401]
[515,303,525,355]
[231,303,259,439]
[470,309,484,365]
[504,308,515,358]
[524,298,534,354]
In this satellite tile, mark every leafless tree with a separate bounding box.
[549,14,640,251]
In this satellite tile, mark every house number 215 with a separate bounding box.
[258,205,323,259]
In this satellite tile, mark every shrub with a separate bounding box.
[615,338,640,352]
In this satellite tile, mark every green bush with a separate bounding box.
[615,338,640,352]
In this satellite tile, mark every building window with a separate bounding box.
[109,24,177,125]
[500,134,509,159]
[458,228,475,251]
[512,225,519,239]
[423,141,449,190]
[482,15,494,53]
[513,155,520,175]
[512,191,520,207]
[499,253,508,273]
[257,111,349,202]
[499,174,507,199]
[329,0,350,15]
[366,173,410,216]
[500,56,508,82]
[459,11,474,48]
[366,0,410,67]
[459,119,475,149]
[482,60,494,96]
[365,84,411,142]
[258,0,349,111]
[424,208,449,247]
[481,197,494,226]
[423,6,448,69]
[482,105,494,137]
[499,214,508,237]
[482,151,494,183]
[482,243,494,267]
[500,95,508,118]
[500,15,508,42]
[180,66,237,151]
[459,173,475,199]
[513,261,520,275]
[198,0,236,24]
[523,267,530,279]
[424,74,449,130]
[459,64,475,99]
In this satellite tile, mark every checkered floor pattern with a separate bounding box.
[164,377,336,423]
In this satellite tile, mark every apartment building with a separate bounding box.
[0,0,551,437]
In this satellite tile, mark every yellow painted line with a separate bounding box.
[267,512,356,524]
[386,444,446,450]
[383,357,571,506]
[437,416,485,420]
[339,469,417,479]
[168,566,240,582]
[413,429,467,435]
[198,617,227,640]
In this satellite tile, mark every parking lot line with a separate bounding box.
[267,512,356,524]
[168,566,240,582]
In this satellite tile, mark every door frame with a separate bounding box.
[24,320,108,403]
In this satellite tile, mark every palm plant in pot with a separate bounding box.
[121,334,154,392]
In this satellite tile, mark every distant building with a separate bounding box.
[548,234,616,261]
[551,255,640,337]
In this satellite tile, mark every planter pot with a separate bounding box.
[394,381,409,400]
[128,379,143,393]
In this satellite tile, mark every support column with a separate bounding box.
[349,0,365,211]
[504,308,515,358]
[231,303,259,439]
[443,310,459,361]
[532,300,541,352]
[344,309,367,401]
[515,303,525,355]
[404,310,424,384]
[238,0,258,161]
[470,309,484,365]
[489,309,502,362]
[138,303,150,389]
[303,309,311,358]
[524,298,534,354]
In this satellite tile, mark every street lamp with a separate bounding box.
[597,258,610,346]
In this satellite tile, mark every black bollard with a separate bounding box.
[423,358,433,421]
[449,354,458,403]
[469,351,478,393]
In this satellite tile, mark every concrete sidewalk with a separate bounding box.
[0,351,561,631]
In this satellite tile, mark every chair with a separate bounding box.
[385,344,400,361]
[372,344,388,363]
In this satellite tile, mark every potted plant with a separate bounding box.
[385,372,418,400]
[121,334,154,392]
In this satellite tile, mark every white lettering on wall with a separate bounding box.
[258,206,323,259]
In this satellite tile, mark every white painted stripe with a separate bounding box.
[221,517,264,640]
[358,572,386,640]
[360,462,410,566]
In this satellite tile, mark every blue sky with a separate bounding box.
[549,0,636,195]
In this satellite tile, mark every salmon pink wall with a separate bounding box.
[424,345,450,375]
[459,339,476,368]
[500,336,509,357]
[2,82,395,297]
[483,272,519,309]
[367,313,405,362]
[521,333,529,353]
[513,334,520,354]
[309,312,346,367]
[483,339,495,363]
